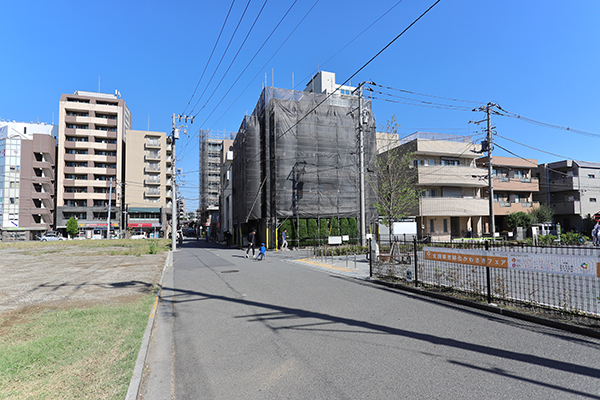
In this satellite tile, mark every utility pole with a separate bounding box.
[107,177,113,239]
[358,83,367,247]
[171,113,194,252]
[474,102,498,239]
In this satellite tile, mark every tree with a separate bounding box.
[528,204,554,224]
[369,115,421,230]
[307,219,318,245]
[330,217,340,236]
[66,217,79,238]
[506,211,533,232]
[298,219,308,246]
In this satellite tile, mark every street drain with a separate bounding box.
[221,270,239,274]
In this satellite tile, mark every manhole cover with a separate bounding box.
[221,270,239,274]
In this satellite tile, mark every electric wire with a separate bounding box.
[181,0,237,116]
[192,0,270,119]
[197,0,300,128]
[188,0,254,116]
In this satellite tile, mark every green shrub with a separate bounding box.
[298,219,308,246]
[348,218,359,244]
[340,218,349,237]
[330,217,340,236]
[308,219,318,246]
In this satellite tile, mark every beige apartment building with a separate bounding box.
[386,132,489,241]
[56,91,131,238]
[477,156,540,232]
[124,130,172,238]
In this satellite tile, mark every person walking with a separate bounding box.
[593,222,599,246]
[281,229,289,251]
[246,229,256,258]
[255,243,267,260]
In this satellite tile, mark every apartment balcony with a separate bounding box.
[145,177,161,185]
[63,141,92,150]
[64,127,92,137]
[420,197,489,217]
[145,141,161,149]
[63,192,91,200]
[145,166,161,174]
[493,176,539,192]
[92,130,118,140]
[493,201,540,215]
[548,176,579,192]
[417,165,488,187]
[144,153,161,162]
[86,142,118,151]
[92,117,117,127]
[145,189,161,197]
[32,191,52,201]
[32,160,53,171]
[550,201,580,214]
[32,175,52,185]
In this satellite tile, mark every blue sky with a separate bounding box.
[1,1,599,211]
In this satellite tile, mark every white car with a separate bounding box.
[131,232,147,240]
[40,231,65,241]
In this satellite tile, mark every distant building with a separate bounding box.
[477,156,540,232]
[56,91,131,238]
[0,121,57,240]
[219,139,234,237]
[535,160,600,232]
[123,130,172,238]
[199,129,234,239]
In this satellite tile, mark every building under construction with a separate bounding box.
[231,72,377,247]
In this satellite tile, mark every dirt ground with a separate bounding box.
[0,242,167,329]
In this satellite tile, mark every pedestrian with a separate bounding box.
[596,224,600,247]
[281,229,288,251]
[592,223,599,246]
[246,229,256,258]
[255,243,267,260]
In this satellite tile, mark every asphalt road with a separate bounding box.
[140,239,600,399]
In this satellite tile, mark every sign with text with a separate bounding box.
[424,247,599,278]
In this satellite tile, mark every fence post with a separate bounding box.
[413,236,419,287]
[369,238,373,278]
[485,240,492,303]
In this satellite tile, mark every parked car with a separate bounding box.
[39,231,65,241]
[131,232,147,240]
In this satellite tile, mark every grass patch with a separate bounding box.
[0,295,155,400]
[0,239,171,256]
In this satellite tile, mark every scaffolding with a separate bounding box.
[232,87,377,245]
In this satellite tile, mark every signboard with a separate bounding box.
[424,247,599,278]
[128,223,161,228]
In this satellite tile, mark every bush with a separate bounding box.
[330,217,340,236]
[307,219,318,246]
[348,218,359,244]
[299,219,308,246]
[340,218,349,237]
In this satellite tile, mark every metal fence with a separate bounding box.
[372,239,600,318]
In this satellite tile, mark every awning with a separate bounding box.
[128,207,162,213]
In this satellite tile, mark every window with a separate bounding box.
[443,219,448,233]
[430,219,434,233]
[591,198,597,203]
[441,159,460,166]
[588,174,595,179]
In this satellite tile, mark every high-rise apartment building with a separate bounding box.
[56,91,131,238]
[0,121,57,241]
[124,129,172,238]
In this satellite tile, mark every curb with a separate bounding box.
[368,278,600,340]
[125,251,173,400]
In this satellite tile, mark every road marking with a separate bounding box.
[296,258,356,273]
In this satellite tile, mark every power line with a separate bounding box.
[192,0,270,119]
[181,0,237,116]
[188,0,254,116]
[496,105,600,138]
[206,0,321,130]
[197,0,300,127]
